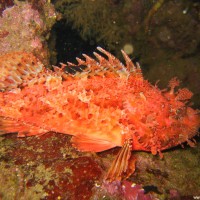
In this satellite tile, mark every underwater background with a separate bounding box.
[0,0,200,199]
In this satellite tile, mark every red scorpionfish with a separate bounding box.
[0,48,199,181]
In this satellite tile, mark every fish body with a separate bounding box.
[0,48,199,180]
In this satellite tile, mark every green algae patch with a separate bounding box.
[26,164,59,187]
[60,146,81,159]
[0,162,48,200]
[0,162,20,200]
[0,136,15,161]
[63,167,73,175]
[0,133,103,199]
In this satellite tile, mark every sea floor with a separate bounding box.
[0,132,199,200]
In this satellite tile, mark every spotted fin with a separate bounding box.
[71,134,117,152]
[0,52,44,91]
[0,116,48,137]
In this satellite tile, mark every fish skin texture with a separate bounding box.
[0,48,199,156]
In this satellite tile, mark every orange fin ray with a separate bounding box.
[0,117,48,137]
[97,47,123,68]
[71,134,116,152]
[105,139,133,181]
[121,49,143,80]
[96,47,127,74]
[63,47,144,79]
[121,50,136,72]
[0,52,44,91]
[93,51,121,76]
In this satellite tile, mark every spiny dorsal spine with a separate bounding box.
[59,47,144,80]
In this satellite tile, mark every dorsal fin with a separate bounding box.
[61,47,144,80]
[0,49,143,90]
[0,52,44,91]
[97,47,125,72]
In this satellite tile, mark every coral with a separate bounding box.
[0,1,58,65]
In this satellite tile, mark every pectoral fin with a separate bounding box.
[71,134,116,152]
[105,139,135,181]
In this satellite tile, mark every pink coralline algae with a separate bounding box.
[0,1,57,65]
[99,180,153,200]
[122,181,152,200]
[0,2,43,52]
[30,37,43,49]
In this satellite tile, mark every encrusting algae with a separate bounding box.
[0,48,199,181]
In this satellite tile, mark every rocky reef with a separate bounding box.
[0,133,200,199]
[0,0,200,199]
[0,0,58,65]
